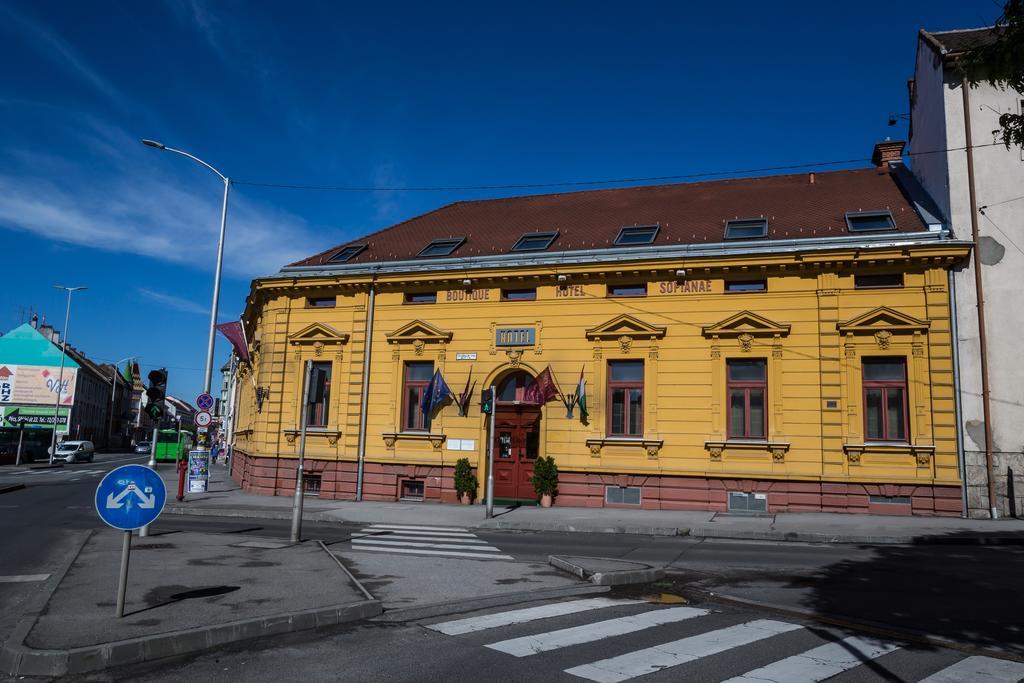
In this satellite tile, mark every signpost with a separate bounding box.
[195,392,215,412]
[94,465,166,617]
[194,411,212,428]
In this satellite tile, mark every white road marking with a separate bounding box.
[565,619,802,683]
[352,539,502,551]
[360,533,489,544]
[348,545,514,561]
[486,606,710,657]
[919,656,1024,682]
[361,526,477,538]
[367,524,469,533]
[427,598,645,636]
[0,574,50,583]
[722,635,900,683]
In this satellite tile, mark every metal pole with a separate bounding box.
[355,284,375,501]
[15,423,24,466]
[115,530,132,618]
[49,288,77,464]
[485,386,496,519]
[139,423,159,538]
[291,361,312,543]
[107,370,117,450]
[203,178,231,396]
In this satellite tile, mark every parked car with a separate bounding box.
[53,440,95,464]
[134,441,151,455]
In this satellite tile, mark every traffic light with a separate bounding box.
[480,388,493,415]
[144,368,168,421]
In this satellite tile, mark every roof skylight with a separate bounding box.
[417,237,466,257]
[512,231,559,252]
[845,210,896,232]
[328,244,367,263]
[614,225,659,246]
[724,218,768,240]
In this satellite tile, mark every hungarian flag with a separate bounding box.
[216,321,251,363]
[524,366,560,404]
[420,369,452,418]
[576,366,588,420]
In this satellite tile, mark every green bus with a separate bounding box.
[153,429,195,463]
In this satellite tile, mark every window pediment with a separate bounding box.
[702,311,791,339]
[585,314,666,341]
[836,307,929,335]
[386,319,454,344]
[288,323,350,346]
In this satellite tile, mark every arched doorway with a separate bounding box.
[492,370,542,502]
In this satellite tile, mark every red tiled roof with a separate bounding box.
[920,26,1001,57]
[288,166,927,268]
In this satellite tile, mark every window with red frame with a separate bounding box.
[496,371,536,402]
[402,361,434,431]
[727,359,766,439]
[863,358,908,441]
[306,362,332,427]
[608,360,644,436]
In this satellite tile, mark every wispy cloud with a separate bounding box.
[138,288,208,315]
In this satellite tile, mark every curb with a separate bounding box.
[373,583,609,623]
[0,483,25,495]
[700,590,1024,663]
[484,519,686,537]
[163,505,339,523]
[1,536,383,677]
[549,555,665,586]
[688,527,1024,546]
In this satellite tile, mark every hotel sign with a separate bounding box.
[495,327,535,347]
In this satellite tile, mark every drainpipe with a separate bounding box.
[355,282,376,501]
[948,269,968,517]
[961,78,998,519]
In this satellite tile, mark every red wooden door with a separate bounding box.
[492,408,541,500]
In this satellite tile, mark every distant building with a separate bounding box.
[908,26,1024,517]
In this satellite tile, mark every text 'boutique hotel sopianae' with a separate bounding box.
[231,140,972,516]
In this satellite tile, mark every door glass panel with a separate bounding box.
[865,389,883,439]
[610,388,625,434]
[498,431,512,458]
[886,388,906,440]
[628,388,643,435]
[748,389,764,438]
[728,390,745,438]
[524,428,539,460]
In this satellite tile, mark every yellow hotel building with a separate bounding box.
[231,141,972,516]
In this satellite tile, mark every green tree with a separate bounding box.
[959,0,1024,149]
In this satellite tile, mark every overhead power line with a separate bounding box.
[231,142,1006,194]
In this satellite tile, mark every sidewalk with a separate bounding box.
[0,528,380,677]
[163,464,1024,545]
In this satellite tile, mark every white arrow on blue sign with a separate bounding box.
[94,464,167,530]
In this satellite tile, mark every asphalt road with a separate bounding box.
[2,458,1023,681]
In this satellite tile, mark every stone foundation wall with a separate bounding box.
[965,449,1024,518]
[231,451,962,516]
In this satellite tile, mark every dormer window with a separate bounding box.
[614,225,659,246]
[724,218,768,240]
[328,244,367,263]
[845,211,896,232]
[417,237,465,257]
[512,231,559,252]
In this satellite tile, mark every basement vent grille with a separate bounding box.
[605,485,642,505]
[728,491,768,513]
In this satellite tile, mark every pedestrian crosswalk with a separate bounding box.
[422,597,1024,682]
[348,524,513,560]
[4,468,106,478]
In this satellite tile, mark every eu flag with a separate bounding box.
[420,369,452,419]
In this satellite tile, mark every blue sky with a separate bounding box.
[0,0,1001,401]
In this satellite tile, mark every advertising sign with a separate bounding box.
[494,327,536,347]
[187,449,210,493]
[0,364,77,405]
[0,405,70,429]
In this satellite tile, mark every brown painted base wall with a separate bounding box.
[230,451,962,516]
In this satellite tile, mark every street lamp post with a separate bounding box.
[142,139,229,397]
[107,356,133,452]
[49,286,87,464]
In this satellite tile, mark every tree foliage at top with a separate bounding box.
[958,0,1024,149]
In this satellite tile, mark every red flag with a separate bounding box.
[523,366,560,404]
[216,321,251,364]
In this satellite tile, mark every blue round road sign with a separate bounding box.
[94,465,167,531]
[196,393,215,412]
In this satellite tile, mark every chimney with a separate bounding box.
[39,323,54,341]
[30,313,38,329]
[872,139,906,167]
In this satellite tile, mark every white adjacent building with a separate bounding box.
[909,26,1024,517]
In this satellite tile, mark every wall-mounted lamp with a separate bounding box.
[255,386,270,413]
[557,274,568,283]
[461,278,472,287]
[675,269,687,279]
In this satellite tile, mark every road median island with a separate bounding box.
[0,529,381,677]
[549,555,665,586]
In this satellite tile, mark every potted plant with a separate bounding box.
[453,457,477,504]
[530,455,558,507]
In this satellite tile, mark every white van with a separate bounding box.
[53,440,95,464]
